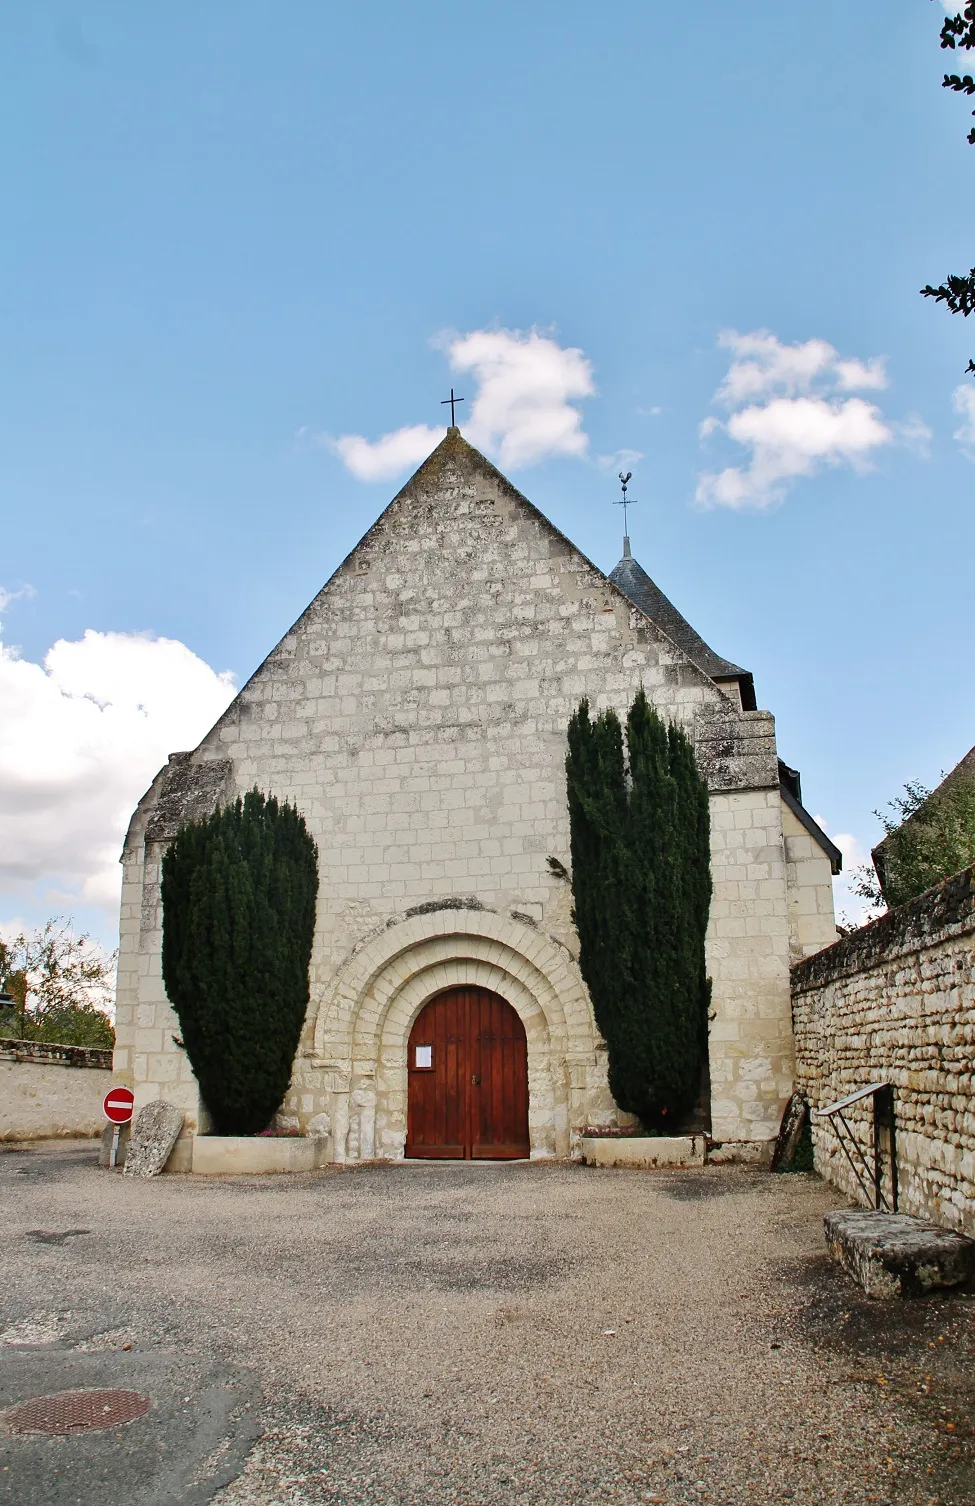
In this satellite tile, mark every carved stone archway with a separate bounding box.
[308,908,604,1161]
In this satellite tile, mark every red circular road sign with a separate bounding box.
[102,1087,135,1125]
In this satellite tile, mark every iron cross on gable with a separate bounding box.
[441,388,465,426]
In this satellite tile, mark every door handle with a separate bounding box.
[471,1075,480,1085]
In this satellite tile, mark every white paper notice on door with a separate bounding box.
[415,1045,432,1068]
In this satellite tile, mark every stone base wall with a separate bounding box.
[791,867,975,1234]
[0,1040,112,1141]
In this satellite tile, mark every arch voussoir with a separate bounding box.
[309,907,606,1164]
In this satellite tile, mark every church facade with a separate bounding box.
[113,429,840,1164]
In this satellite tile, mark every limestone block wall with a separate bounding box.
[781,799,838,963]
[791,867,975,1233]
[706,788,794,1143]
[113,434,799,1153]
[0,1040,112,1141]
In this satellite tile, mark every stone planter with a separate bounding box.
[190,1135,328,1176]
[580,1134,706,1169]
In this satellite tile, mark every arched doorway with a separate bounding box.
[406,987,530,1160]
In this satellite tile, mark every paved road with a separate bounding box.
[2,1143,973,1506]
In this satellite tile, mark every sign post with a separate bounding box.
[103,1087,135,1168]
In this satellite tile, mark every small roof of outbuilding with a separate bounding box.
[872,740,975,896]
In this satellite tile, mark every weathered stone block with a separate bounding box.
[580,1135,706,1168]
[123,1100,184,1179]
[192,1136,328,1175]
[824,1210,975,1298]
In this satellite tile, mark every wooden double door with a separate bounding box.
[406,987,530,1160]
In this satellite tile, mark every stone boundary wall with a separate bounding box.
[0,1038,113,1070]
[791,867,975,1233]
[0,1038,112,1141]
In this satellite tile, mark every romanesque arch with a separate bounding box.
[307,907,604,1161]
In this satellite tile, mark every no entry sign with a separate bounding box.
[103,1087,135,1125]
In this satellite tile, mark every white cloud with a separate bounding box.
[0,583,36,621]
[449,328,594,467]
[330,327,596,481]
[814,816,883,931]
[697,329,899,509]
[714,330,839,404]
[0,627,235,916]
[832,833,882,929]
[834,357,888,392]
[698,395,891,510]
[897,412,933,458]
[331,424,442,483]
[826,828,868,873]
[952,383,975,447]
[597,447,644,470]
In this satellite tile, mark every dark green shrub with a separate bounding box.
[566,691,711,1128]
[161,788,318,1135]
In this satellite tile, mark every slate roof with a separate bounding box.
[609,544,838,871]
[779,760,843,875]
[608,550,754,700]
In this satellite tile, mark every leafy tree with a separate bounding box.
[852,777,975,911]
[0,920,116,1048]
[161,788,318,1136]
[921,3,975,370]
[566,691,711,1129]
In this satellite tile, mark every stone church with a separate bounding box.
[113,428,840,1165]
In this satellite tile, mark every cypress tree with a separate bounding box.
[566,691,712,1128]
[566,701,632,1075]
[161,788,319,1135]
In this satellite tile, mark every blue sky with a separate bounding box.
[1,1,973,946]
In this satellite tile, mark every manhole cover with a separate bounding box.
[4,1388,150,1433]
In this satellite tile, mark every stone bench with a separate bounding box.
[824,1209,975,1298]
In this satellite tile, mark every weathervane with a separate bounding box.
[441,388,465,427]
[614,471,637,555]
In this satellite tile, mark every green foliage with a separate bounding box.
[0,920,116,1048]
[161,788,319,1135]
[566,691,712,1128]
[853,777,975,911]
[921,3,975,371]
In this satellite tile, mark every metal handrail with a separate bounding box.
[814,1082,897,1212]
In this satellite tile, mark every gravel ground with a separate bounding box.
[2,1141,974,1506]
